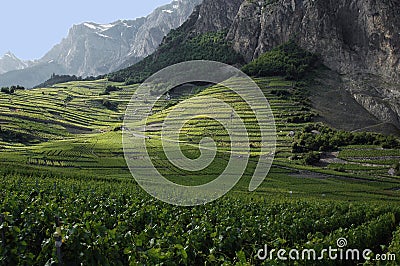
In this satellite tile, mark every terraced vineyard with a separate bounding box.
[1,174,400,265]
[1,77,400,264]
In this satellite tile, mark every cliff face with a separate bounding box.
[227,0,400,82]
[41,20,146,77]
[220,0,400,133]
[123,0,203,66]
[42,0,202,77]
[192,0,243,33]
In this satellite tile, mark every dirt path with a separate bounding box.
[320,151,392,167]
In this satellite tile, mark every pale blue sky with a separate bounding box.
[0,0,171,60]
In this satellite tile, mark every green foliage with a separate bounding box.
[304,151,321,165]
[382,135,400,149]
[242,40,319,79]
[0,127,39,144]
[1,174,400,265]
[287,114,314,123]
[34,74,99,88]
[101,99,118,111]
[100,85,122,95]
[389,226,400,264]
[303,212,397,263]
[1,85,24,94]
[105,85,122,93]
[108,29,244,84]
[1,87,10,94]
[292,124,400,153]
[36,74,82,88]
[1,73,400,265]
[393,161,400,176]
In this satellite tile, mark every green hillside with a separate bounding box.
[108,24,244,84]
[1,73,400,264]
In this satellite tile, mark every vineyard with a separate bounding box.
[1,174,400,265]
[0,76,400,264]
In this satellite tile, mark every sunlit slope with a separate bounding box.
[0,77,399,200]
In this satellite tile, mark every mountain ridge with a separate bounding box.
[0,0,202,87]
[0,52,33,74]
[227,0,400,83]
[109,0,400,134]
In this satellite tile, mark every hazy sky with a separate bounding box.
[0,0,171,60]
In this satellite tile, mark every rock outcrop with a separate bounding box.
[224,0,400,132]
[227,0,400,83]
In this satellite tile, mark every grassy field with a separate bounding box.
[0,77,400,264]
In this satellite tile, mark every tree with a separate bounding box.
[382,135,400,149]
[304,152,321,165]
[242,40,319,80]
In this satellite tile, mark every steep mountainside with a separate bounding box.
[40,19,146,77]
[111,0,399,134]
[225,0,400,133]
[227,0,400,82]
[109,0,244,83]
[113,0,400,84]
[42,0,202,77]
[0,0,202,87]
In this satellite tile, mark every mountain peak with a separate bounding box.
[0,0,203,87]
[2,51,18,60]
[0,51,29,74]
[82,22,117,32]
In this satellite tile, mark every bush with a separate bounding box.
[304,152,321,165]
[292,124,400,153]
[393,162,400,176]
[242,40,319,80]
[1,85,25,94]
[382,135,400,149]
[334,166,346,172]
[102,99,118,111]
[105,85,122,93]
[287,114,314,123]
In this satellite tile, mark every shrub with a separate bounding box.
[102,99,118,111]
[242,40,319,80]
[105,85,122,93]
[304,151,321,165]
[292,124,400,153]
[382,135,400,149]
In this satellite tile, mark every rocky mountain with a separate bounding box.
[112,0,400,134]
[226,0,400,82]
[108,0,244,83]
[225,0,400,133]
[126,0,204,62]
[0,0,202,87]
[0,52,31,74]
